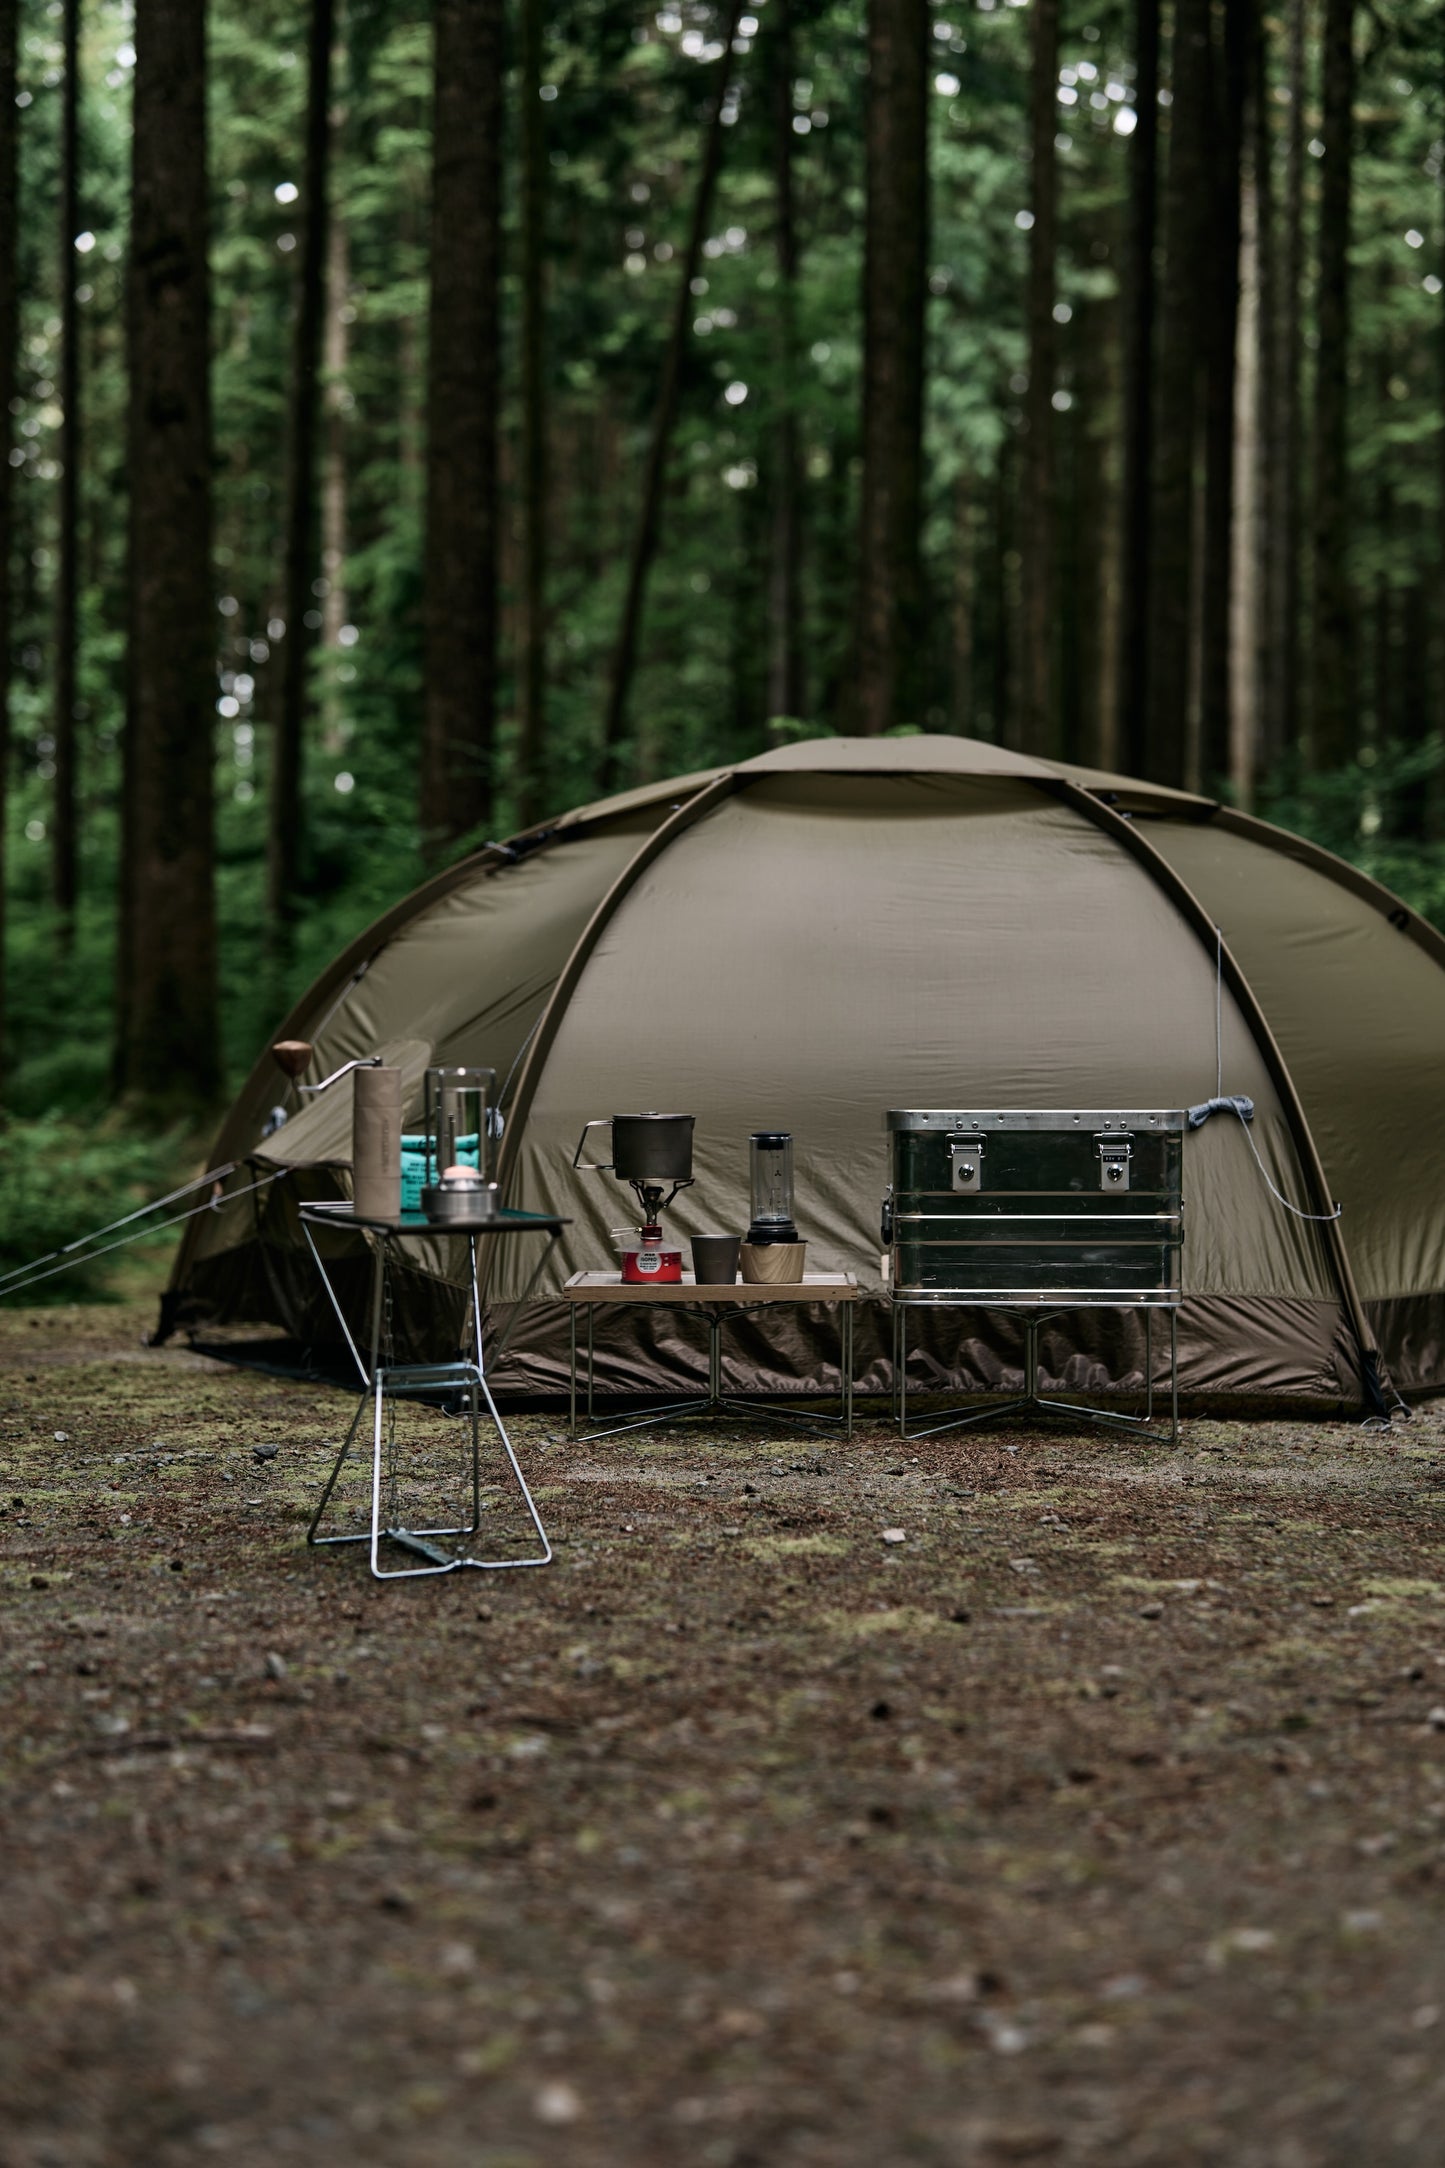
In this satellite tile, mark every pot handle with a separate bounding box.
[572,1118,613,1172]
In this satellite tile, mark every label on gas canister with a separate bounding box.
[635,1247,662,1275]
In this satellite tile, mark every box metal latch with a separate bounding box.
[1096,1136,1132,1192]
[949,1133,986,1193]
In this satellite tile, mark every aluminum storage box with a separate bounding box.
[885,1109,1184,1306]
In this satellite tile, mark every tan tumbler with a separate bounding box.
[352,1064,402,1220]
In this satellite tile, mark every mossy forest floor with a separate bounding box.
[3,1301,1445,2166]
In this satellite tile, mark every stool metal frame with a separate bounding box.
[301,1203,565,1580]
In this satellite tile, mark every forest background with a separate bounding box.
[0,0,1442,1268]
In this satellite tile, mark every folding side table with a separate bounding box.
[562,1270,858,1441]
[300,1202,566,1581]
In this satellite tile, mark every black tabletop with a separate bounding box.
[300,1202,568,1237]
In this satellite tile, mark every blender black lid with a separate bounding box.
[750,1130,792,1148]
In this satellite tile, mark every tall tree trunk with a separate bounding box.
[1230,86,1262,806]
[598,0,744,787]
[320,210,349,750]
[1248,0,1276,793]
[515,0,547,825]
[855,0,928,736]
[267,0,335,926]
[1266,0,1306,766]
[1019,0,1058,756]
[1309,0,1355,769]
[1145,0,1210,787]
[950,470,975,737]
[766,0,803,733]
[1117,0,1159,776]
[422,0,505,846]
[1199,0,1247,787]
[0,0,17,1088]
[118,0,219,1108]
[53,0,79,943]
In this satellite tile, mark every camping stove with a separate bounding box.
[574,1113,695,1284]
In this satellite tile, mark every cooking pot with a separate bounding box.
[572,1113,695,1186]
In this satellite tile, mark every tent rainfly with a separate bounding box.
[161,735,1445,1412]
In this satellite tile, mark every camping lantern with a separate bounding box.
[420,1065,500,1225]
[748,1131,799,1245]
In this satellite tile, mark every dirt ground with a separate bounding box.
[3,1300,1445,2168]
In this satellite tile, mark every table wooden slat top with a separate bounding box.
[562,1270,858,1304]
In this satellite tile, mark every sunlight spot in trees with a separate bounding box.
[1056,133,1073,151]
[976,0,996,14]
[1009,371,1028,393]
[690,276,708,296]
[73,231,96,254]
[540,84,558,101]
[934,20,957,36]
[275,181,299,205]
[1424,275,1443,296]
[235,724,255,748]
[695,316,713,334]
[268,617,286,640]
[1089,91,1108,109]
[25,820,45,843]
[338,625,359,648]
[1360,802,1381,837]
[116,41,135,67]
[935,72,960,95]
[277,234,297,253]
[14,90,30,108]
[811,341,831,363]
[334,772,356,795]
[691,572,711,592]
[218,595,239,617]
[723,463,756,489]
[303,609,323,629]
[1015,210,1035,231]
[1308,137,1324,158]
[1053,301,1072,324]
[217,696,240,719]
[655,241,674,261]
[1058,85,1077,105]
[625,253,646,275]
[792,115,811,134]
[929,272,950,294]
[250,640,270,663]
[235,781,255,804]
[1113,107,1137,136]
[713,307,737,328]
[630,182,650,202]
[655,9,681,30]
[77,285,92,304]
[1052,389,1073,411]
[1404,229,1424,249]
[724,381,748,406]
[1105,80,1126,100]
[811,107,829,126]
[740,14,759,32]
[681,29,704,54]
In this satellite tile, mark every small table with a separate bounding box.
[300,1202,566,1581]
[563,1271,858,1441]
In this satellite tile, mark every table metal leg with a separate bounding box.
[569,1303,578,1439]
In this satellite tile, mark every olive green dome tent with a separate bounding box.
[162,735,1445,1413]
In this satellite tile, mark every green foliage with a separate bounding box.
[0,1114,180,1300]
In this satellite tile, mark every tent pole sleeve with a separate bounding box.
[1047,778,1384,1400]
[484,773,740,1299]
